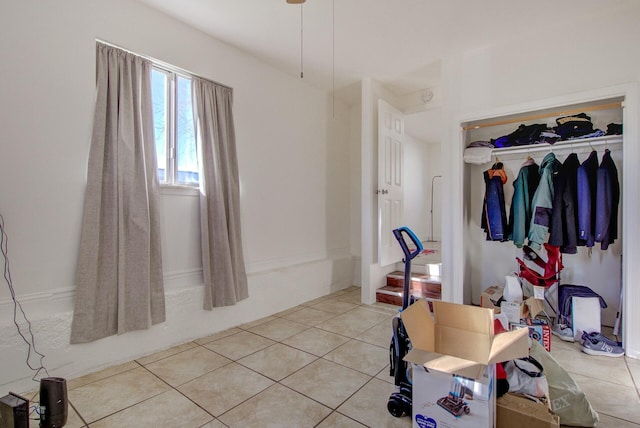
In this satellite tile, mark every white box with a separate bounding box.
[412,363,495,428]
[401,300,529,428]
[571,296,601,340]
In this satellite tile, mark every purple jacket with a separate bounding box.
[577,151,599,248]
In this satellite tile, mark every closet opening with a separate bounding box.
[460,95,628,349]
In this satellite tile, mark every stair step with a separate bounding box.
[376,282,442,306]
[386,271,441,287]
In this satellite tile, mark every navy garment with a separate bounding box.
[549,153,581,253]
[558,284,607,326]
[481,163,508,241]
[595,149,620,250]
[577,151,599,248]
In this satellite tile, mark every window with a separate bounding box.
[151,67,198,186]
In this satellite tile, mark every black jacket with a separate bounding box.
[549,153,581,253]
[595,149,620,250]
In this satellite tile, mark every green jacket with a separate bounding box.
[509,159,540,247]
[528,152,561,249]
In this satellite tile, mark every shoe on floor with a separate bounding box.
[581,331,624,347]
[551,323,575,342]
[581,332,625,357]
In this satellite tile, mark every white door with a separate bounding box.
[378,99,405,266]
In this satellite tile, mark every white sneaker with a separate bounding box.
[551,323,575,342]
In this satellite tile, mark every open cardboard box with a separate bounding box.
[401,300,530,428]
[480,285,545,323]
[497,393,559,428]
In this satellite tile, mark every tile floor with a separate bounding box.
[24,286,640,427]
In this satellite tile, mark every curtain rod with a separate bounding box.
[96,39,233,91]
[462,102,622,131]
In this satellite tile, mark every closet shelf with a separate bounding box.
[490,134,622,157]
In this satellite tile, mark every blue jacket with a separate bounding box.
[482,163,508,241]
[528,152,561,249]
[595,149,619,250]
[577,151,599,248]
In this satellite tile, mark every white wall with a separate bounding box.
[440,0,640,357]
[403,135,442,242]
[0,0,353,393]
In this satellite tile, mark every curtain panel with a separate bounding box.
[192,78,248,309]
[70,43,165,344]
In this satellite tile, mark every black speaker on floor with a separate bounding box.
[39,377,67,428]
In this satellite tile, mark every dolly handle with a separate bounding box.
[393,227,423,261]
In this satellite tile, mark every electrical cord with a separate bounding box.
[0,213,49,382]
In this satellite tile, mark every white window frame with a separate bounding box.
[152,64,199,189]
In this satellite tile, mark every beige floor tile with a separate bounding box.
[247,317,309,341]
[316,411,367,427]
[218,383,331,428]
[274,305,304,317]
[239,315,278,330]
[357,320,393,348]
[237,343,317,381]
[282,327,350,356]
[571,372,640,424]
[88,389,212,428]
[281,359,370,408]
[594,413,640,427]
[144,346,231,387]
[318,311,388,338]
[332,290,362,305]
[552,344,634,388]
[323,340,389,376]
[194,327,243,345]
[135,341,198,366]
[376,364,394,384]
[203,330,275,360]
[178,362,274,417]
[337,378,412,428]
[367,302,401,315]
[67,361,140,390]
[311,299,359,314]
[68,367,170,423]
[300,296,330,306]
[627,357,640,390]
[199,420,227,428]
[281,306,336,326]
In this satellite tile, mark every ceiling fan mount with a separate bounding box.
[286,0,306,4]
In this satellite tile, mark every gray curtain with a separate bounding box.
[192,78,248,309]
[70,43,165,344]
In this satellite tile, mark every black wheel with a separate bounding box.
[464,405,470,415]
[387,396,406,417]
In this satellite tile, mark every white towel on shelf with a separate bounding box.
[463,146,493,164]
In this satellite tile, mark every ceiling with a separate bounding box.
[135,0,623,142]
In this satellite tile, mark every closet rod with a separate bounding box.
[462,102,622,131]
[490,135,622,156]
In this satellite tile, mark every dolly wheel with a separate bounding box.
[464,405,470,415]
[387,398,406,417]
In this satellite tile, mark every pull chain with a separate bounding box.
[300,3,304,78]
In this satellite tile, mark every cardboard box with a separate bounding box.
[480,285,545,323]
[497,393,559,428]
[510,319,551,352]
[401,300,529,428]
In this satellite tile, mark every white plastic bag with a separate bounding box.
[504,274,523,303]
[504,356,549,399]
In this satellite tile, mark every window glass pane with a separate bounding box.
[151,68,168,183]
[176,75,198,184]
